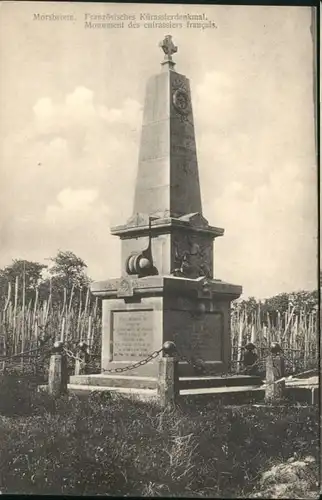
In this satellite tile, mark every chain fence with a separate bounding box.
[0,336,317,390]
[62,342,313,382]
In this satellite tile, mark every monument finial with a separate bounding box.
[159,35,177,70]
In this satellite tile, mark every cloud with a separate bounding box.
[1,85,141,205]
[33,97,55,122]
[46,188,101,218]
[99,98,142,129]
[43,188,110,259]
[33,87,96,133]
[33,87,142,138]
[0,86,142,277]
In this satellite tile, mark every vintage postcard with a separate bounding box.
[0,2,319,498]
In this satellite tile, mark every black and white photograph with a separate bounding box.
[0,2,319,497]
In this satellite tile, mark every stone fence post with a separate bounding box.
[158,341,179,408]
[74,341,90,376]
[265,343,285,403]
[48,341,68,397]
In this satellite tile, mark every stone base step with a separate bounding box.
[69,384,156,394]
[69,374,263,391]
[69,374,158,390]
[179,375,263,390]
[181,386,264,405]
[180,385,263,395]
[68,384,158,401]
[286,376,318,387]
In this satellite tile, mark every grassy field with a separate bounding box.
[0,370,319,498]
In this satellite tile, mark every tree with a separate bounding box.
[48,250,90,289]
[1,259,46,289]
[263,293,289,315]
[233,289,318,328]
[39,250,92,308]
[0,259,47,306]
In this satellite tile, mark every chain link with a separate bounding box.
[174,344,266,378]
[101,349,163,373]
[177,351,212,374]
[173,343,213,375]
[63,347,164,374]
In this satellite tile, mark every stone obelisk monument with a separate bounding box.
[91,36,242,379]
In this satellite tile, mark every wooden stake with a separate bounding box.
[34,318,38,344]
[44,279,52,325]
[87,315,92,351]
[13,276,18,354]
[237,309,245,372]
[304,314,309,370]
[21,264,26,368]
[282,306,295,342]
[60,316,66,343]
[251,323,256,344]
[77,288,82,342]
[68,284,75,314]
[4,281,11,313]
[80,288,90,341]
[61,287,67,317]
[26,299,32,357]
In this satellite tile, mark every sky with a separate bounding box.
[0,2,318,299]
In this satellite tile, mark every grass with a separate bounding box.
[0,371,319,497]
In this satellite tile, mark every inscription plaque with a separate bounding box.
[112,310,154,361]
[168,310,223,361]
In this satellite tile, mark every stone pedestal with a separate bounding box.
[48,353,68,396]
[265,354,286,402]
[92,275,241,377]
[158,356,179,407]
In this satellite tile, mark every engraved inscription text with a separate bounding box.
[112,310,153,361]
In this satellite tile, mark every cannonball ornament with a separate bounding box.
[163,341,176,356]
[270,342,282,354]
[79,341,88,351]
[138,257,151,270]
[53,340,64,353]
[126,252,152,274]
